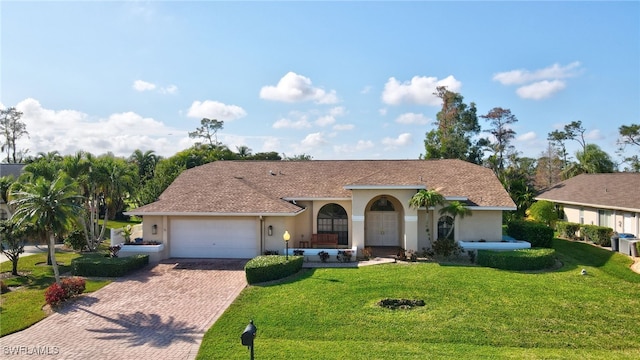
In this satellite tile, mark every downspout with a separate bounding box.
[259,215,264,255]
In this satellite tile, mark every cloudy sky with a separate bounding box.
[1,1,638,162]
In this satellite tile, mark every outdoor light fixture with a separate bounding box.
[151,224,158,235]
[268,225,273,236]
[283,230,291,260]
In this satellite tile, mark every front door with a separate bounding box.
[366,212,399,246]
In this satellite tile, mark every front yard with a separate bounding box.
[198,239,640,359]
[0,251,111,337]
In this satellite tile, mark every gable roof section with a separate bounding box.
[536,173,640,212]
[129,159,515,215]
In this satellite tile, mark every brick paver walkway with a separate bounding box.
[1,259,247,360]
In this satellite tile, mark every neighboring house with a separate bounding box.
[126,159,516,259]
[535,173,640,238]
[0,163,25,220]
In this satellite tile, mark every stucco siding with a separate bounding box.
[457,210,503,242]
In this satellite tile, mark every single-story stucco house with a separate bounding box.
[535,173,640,239]
[125,159,516,260]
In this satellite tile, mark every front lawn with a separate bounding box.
[198,239,640,359]
[0,251,111,336]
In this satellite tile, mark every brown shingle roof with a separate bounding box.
[129,159,515,214]
[536,173,640,212]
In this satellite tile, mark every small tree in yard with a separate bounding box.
[526,200,559,227]
[0,220,38,276]
[409,189,445,242]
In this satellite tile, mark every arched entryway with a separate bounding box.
[365,196,402,247]
[317,203,349,246]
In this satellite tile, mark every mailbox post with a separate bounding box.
[240,320,257,360]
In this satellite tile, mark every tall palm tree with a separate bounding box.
[438,201,472,239]
[9,173,84,284]
[409,189,445,242]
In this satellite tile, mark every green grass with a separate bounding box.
[198,239,640,359]
[0,251,111,336]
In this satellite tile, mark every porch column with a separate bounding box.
[352,215,365,250]
[404,215,418,251]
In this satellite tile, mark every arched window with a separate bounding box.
[318,203,348,245]
[369,197,395,211]
[437,215,454,240]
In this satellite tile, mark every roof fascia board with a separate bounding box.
[344,185,426,190]
[468,206,517,211]
[445,196,468,201]
[124,209,306,217]
[535,197,640,213]
[282,197,351,201]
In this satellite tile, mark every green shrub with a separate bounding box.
[245,255,303,285]
[556,221,582,240]
[507,220,553,248]
[71,254,149,277]
[64,229,87,251]
[477,248,556,271]
[580,225,613,246]
[432,238,463,258]
[526,200,560,227]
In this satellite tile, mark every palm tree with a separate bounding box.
[9,173,84,284]
[409,189,445,242]
[438,201,472,239]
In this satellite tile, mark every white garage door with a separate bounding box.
[170,218,259,259]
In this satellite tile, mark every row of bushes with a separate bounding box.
[45,277,86,306]
[556,221,613,246]
[506,220,554,248]
[477,248,557,271]
[245,255,303,284]
[71,254,149,277]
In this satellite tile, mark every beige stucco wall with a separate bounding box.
[456,210,503,242]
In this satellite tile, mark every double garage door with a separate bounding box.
[169,218,259,259]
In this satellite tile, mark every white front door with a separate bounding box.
[623,213,633,234]
[366,212,399,246]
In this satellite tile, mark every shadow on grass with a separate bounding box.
[553,238,615,271]
[252,268,316,287]
[82,307,201,348]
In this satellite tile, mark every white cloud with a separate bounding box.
[585,129,603,141]
[315,115,336,127]
[133,80,156,92]
[301,132,328,147]
[333,124,355,131]
[333,140,375,155]
[272,116,311,129]
[187,100,247,121]
[381,75,462,106]
[517,131,537,142]
[259,72,339,104]
[395,112,430,125]
[329,106,346,117]
[360,86,372,94]
[382,133,413,148]
[261,136,280,152]
[13,98,187,158]
[379,108,388,116]
[493,61,583,85]
[516,80,566,100]
[160,84,178,94]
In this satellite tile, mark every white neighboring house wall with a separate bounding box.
[562,204,639,239]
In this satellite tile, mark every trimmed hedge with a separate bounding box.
[71,254,149,277]
[477,248,557,271]
[506,220,554,248]
[580,224,613,247]
[245,255,303,285]
[556,221,582,240]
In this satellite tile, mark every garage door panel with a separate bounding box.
[170,218,258,258]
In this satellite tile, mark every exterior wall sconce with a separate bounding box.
[151,224,158,235]
[268,225,273,236]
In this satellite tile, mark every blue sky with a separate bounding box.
[1,1,639,162]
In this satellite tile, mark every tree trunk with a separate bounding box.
[49,233,61,284]
[11,257,18,276]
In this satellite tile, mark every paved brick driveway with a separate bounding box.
[1,259,247,360]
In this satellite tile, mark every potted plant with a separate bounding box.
[120,225,133,244]
[318,251,330,263]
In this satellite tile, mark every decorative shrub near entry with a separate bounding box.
[45,277,86,306]
[477,248,556,271]
[245,255,303,284]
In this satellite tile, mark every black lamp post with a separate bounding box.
[241,320,257,360]
[283,230,290,260]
